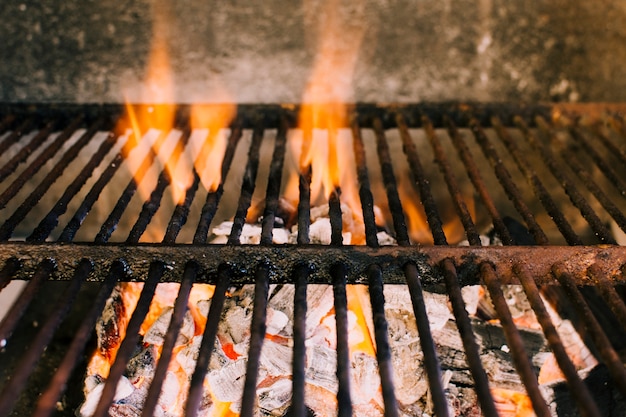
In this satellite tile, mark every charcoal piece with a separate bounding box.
[143,307,195,347]
[257,377,292,414]
[96,286,127,357]
[207,358,249,402]
[260,339,293,376]
[79,376,135,417]
[305,344,338,394]
[350,352,383,409]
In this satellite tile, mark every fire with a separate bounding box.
[113,2,235,208]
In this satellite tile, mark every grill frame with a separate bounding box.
[0,102,625,416]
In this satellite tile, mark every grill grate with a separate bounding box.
[0,103,625,416]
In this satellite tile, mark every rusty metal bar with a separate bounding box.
[95,129,170,243]
[403,262,449,417]
[0,258,21,292]
[351,116,379,248]
[441,258,498,417]
[291,264,309,417]
[0,117,35,156]
[492,117,582,245]
[592,121,626,168]
[329,187,344,246]
[28,132,119,241]
[367,264,399,417]
[185,265,231,417]
[0,119,105,240]
[1,116,84,201]
[553,263,626,398]
[260,117,288,245]
[536,117,626,234]
[193,123,243,244]
[33,260,123,417]
[331,262,353,417]
[447,118,514,244]
[569,125,626,199]
[588,264,626,332]
[141,261,197,417]
[127,129,192,243]
[423,116,481,245]
[480,263,551,416]
[395,114,447,245]
[0,259,92,417]
[0,119,58,183]
[516,116,615,244]
[228,122,264,245]
[0,259,55,344]
[515,263,601,417]
[372,117,410,246]
[0,114,16,134]
[93,261,166,417]
[470,119,549,245]
[240,264,270,417]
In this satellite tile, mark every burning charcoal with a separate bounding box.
[376,230,396,246]
[308,218,333,245]
[351,352,383,410]
[257,377,292,415]
[462,285,482,316]
[208,358,249,402]
[266,307,289,336]
[305,344,338,394]
[157,371,180,413]
[79,376,134,417]
[126,344,157,384]
[305,285,335,339]
[268,284,295,323]
[260,339,292,376]
[143,307,195,346]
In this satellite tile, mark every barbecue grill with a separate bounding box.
[0,102,625,417]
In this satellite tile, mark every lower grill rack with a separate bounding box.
[0,103,625,416]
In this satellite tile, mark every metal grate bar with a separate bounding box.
[403,263,449,416]
[0,116,86,210]
[228,121,264,244]
[367,264,399,417]
[297,164,312,245]
[0,119,58,183]
[491,117,582,245]
[59,131,140,242]
[261,117,288,245]
[446,118,514,245]
[423,116,481,245]
[469,118,547,245]
[193,123,243,244]
[0,258,21,292]
[127,128,192,243]
[331,262,353,417]
[329,187,343,246]
[395,114,447,245]
[291,264,309,417]
[372,117,410,246]
[240,264,271,417]
[587,264,626,333]
[593,121,626,167]
[28,131,119,242]
[93,261,166,417]
[186,265,231,417]
[441,258,498,417]
[516,117,616,244]
[569,125,626,198]
[0,259,55,343]
[515,263,602,417]
[553,263,626,398]
[351,116,379,247]
[95,129,171,243]
[0,258,92,417]
[141,261,197,417]
[480,263,551,416]
[0,117,35,157]
[0,119,105,241]
[536,117,626,234]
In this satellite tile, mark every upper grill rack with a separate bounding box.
[0,102,625,417]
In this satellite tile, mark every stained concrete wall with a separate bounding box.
[2,0,626,103]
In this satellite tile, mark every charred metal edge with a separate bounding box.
[0,102,556,129]
[1,243,625,288]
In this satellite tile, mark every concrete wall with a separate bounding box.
[2,0,626,103]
